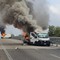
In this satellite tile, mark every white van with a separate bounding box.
[30,32,50,46]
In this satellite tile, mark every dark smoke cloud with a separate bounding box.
[26,0,49,29]
[3,0,36,33]
[0,0,49,34]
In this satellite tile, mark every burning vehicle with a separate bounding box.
[0,0,49,45]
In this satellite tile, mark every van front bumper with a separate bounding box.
[34,40,50,46]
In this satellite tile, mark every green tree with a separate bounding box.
[49,26,55,36]
[54,27,60,37]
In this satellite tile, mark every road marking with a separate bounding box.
[1,43,13,60]
[50,54,60,59]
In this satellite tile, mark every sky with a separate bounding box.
[5,25,23,36]
[48,0,60,26]
[5,0,60,36]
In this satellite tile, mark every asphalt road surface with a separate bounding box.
[0,39,60,60]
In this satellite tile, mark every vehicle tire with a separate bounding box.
[47,42,50,46]
[1,37,3,39]
[9,37,11,39]
[35,41,38,45]
[29,42,33,45]
[47,44,50,46]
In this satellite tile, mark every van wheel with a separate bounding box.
[47,42,50,46]
[30,42,33,45]
[47,44,50,46]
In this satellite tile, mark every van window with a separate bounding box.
[31,33,37,38]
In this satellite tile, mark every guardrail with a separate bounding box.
[50,37,60,46]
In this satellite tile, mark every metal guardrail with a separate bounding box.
[50,37,60,46]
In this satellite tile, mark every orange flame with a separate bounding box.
[22,32,29,40]
[1,33,6,37]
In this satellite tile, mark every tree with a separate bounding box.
[49,26,55,36]
[49,26,60,37]
[54,27,60,37]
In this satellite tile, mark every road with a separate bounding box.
[0,39,60,60]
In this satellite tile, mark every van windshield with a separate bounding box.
[37,33,49,38]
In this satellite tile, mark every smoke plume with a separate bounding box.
[0,0,49,34]
[26,0,49,29]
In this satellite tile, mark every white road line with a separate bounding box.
[1,43,13,60]
[50,54,60,59]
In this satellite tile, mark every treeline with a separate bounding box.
[49,26,60,37]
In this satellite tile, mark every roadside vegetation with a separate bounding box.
[49,26,60,37]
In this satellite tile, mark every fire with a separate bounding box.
[0,0,49,35]
[1,33,6,38]
[22,32,29,40]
